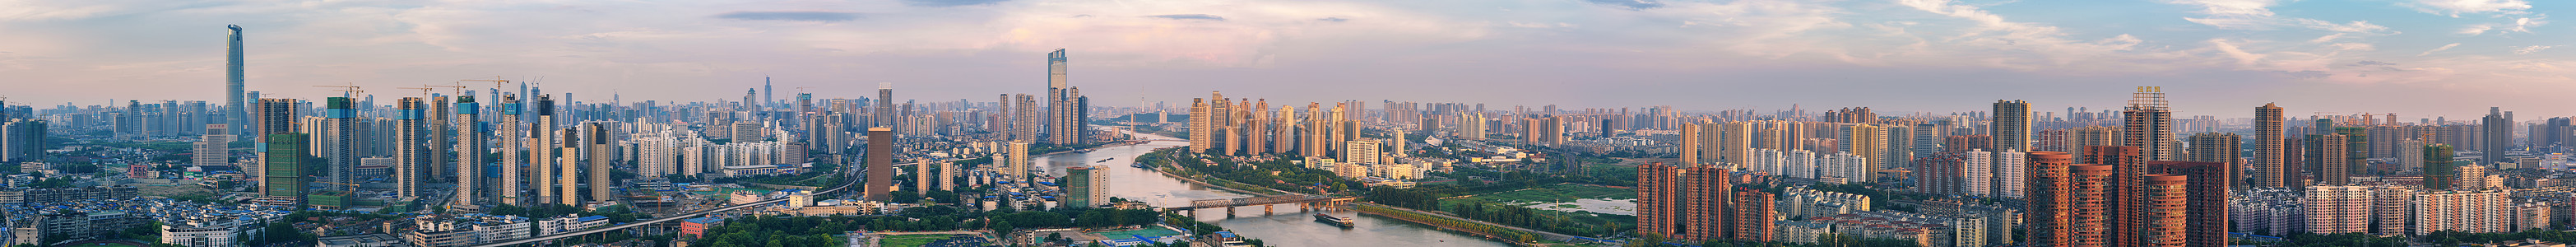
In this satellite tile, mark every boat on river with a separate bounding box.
[1315,213,1355,228]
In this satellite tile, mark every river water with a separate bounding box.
[1032,130,1511,247]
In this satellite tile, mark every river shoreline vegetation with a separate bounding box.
[692,204,1181,247]
[1138,147,1367,195]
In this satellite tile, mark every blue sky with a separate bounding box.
[0,0,2566,119]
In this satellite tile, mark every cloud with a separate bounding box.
[2405,0,2531,17]
[2459,24,2495,35]
[899,0,1011,7]
[1317,17,1348,22]
[2167,0,2395,35]
[2513,45,2554,54]
[713,11,861,22]
[1146,14,1226,21]
[2421,43,2462,56]
[1583,0,1666,10]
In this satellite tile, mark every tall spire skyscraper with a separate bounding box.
[225,25,247,137]
[763,77,774,110]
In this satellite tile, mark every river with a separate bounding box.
[1032,129,1512,247]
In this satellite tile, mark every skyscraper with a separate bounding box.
[2123,86,2174,161]
[587,123,611,204]
[556,128,580,206]
[531,95,558,204]
[499,95,524,206]
[2254,103,2286,188]
[1189,98,1210,153]
[453,96,483,207]
[876,83,894,128]
[251,98,302,207]
[225,25,247,137]
[2481,107,2509,165]
[1678,123,1700,166]
[395,97,427,199]
[321,97,359,191]
[1993,100,2031,152]
[1044,49,1089,145]
[866,127,894,202]
[2320,133,2350,185]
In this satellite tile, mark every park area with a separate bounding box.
[878,234,972,247]
[1447,183,1637,216]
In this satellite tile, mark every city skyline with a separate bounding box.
[2,0,2572,118]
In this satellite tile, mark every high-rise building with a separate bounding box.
[2253,103,2286,188]
[2147,161,2231,247]
[1716,122,1754,166]
[2123,86,2175,161]
[1994,100,2032,152]
[531,95,558,204]
[453,96,483,207]
[2413,190,2510,235]
[2319,133,2350,185]
[2424,144,2459,190]
[1991,149,2026,198]
[2082,146,2143,247]
[1008,141,1030,183]
[321,97,360,191]
[2481,107,2509,165]
[2026,151,2107,247]
[1063,165,1106,208]
[586,123,610,204]
[1044,49,1089,146]
[866,127,894,202]
[1344,140,1380,165]
[395,97,427,199]
[193,124,232,168]
[499,95,523,206]
[556,128,580,206]
[1188,98,1210,153]
[1843,124,1885,172]
[1678,123,1699,166]
[876,83,894,129]
[262,133,309,207]
[225,25,247,137]
[2303,185,2377,234]
[2187,133,2241,189]
[2139,175,2189,247]
[1635,163,1770,242]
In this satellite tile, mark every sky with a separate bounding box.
[0,0,2569,120]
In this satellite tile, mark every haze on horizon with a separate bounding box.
[0,0,2569,119]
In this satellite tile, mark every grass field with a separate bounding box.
[1464,183,1635,203]
[879,235,967,247]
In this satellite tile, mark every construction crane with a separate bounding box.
[313,82,364,98]
[397,86,436,98]
[402,84,469,98]
[461,76,513,90]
